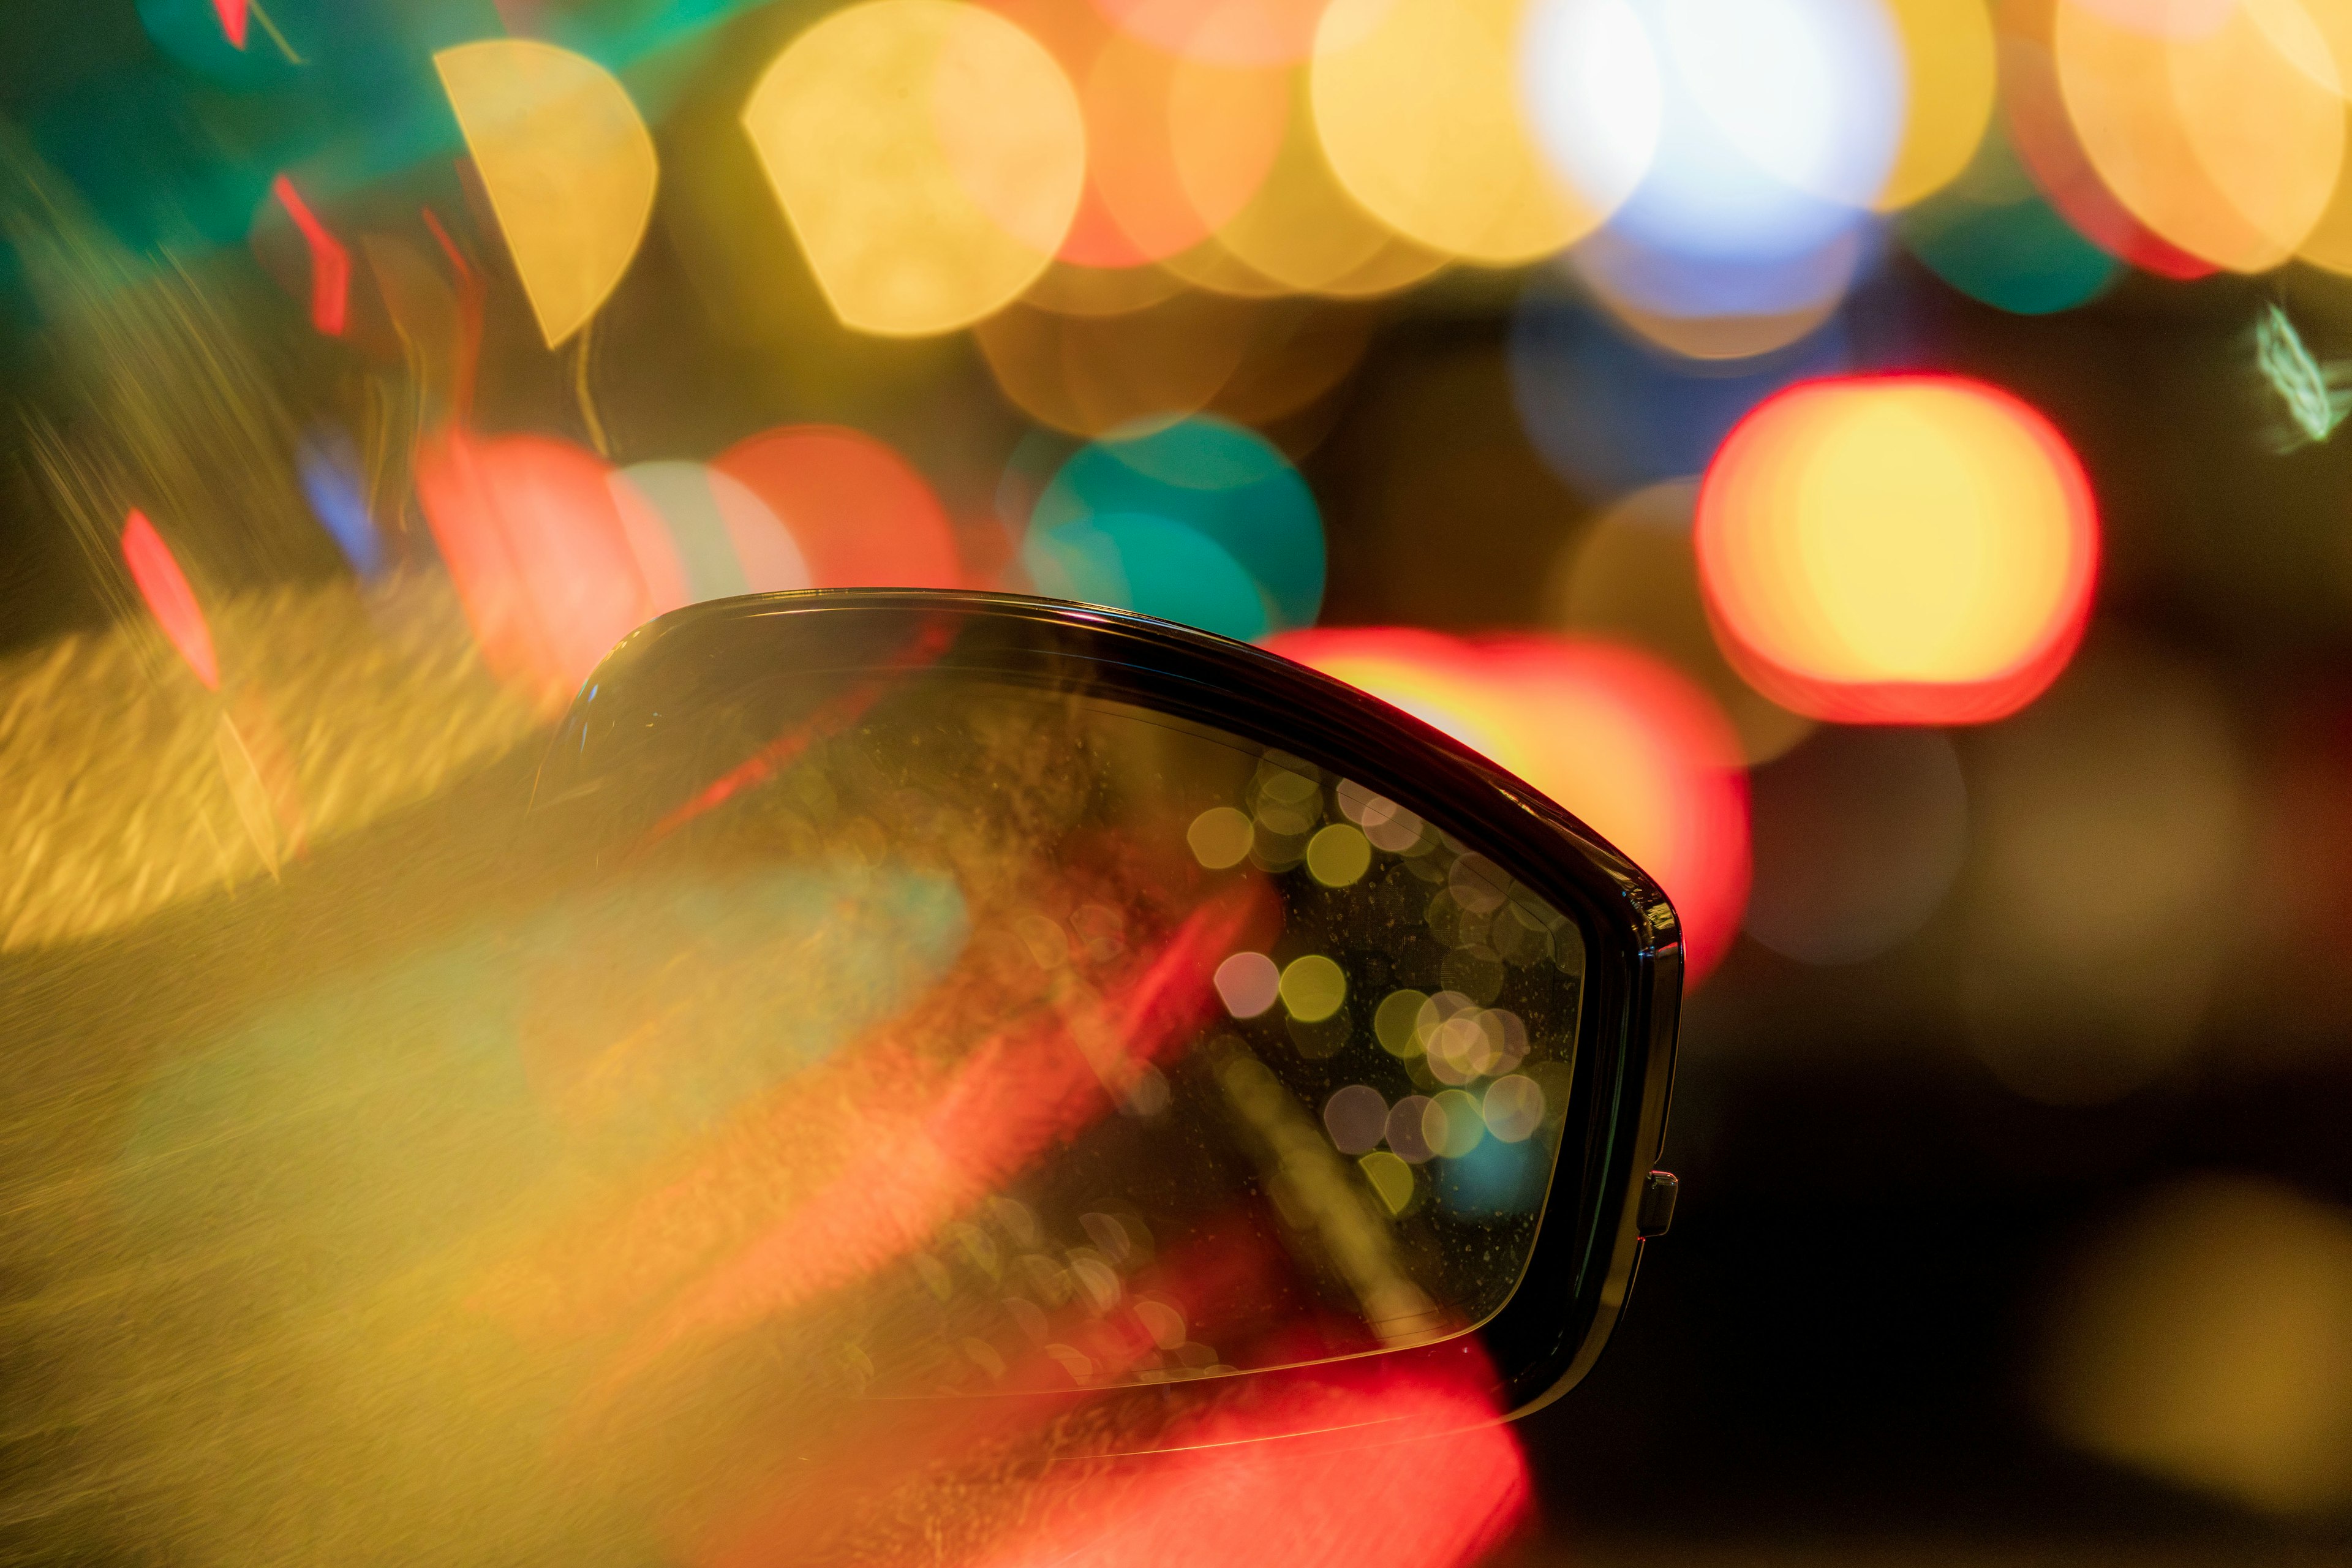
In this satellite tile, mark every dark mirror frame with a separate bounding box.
[532,589,1683,1423]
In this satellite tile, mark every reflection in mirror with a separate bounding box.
[486,658,1587,1401]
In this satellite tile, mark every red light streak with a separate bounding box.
[212,0,249,50]
[269,175,349,337]
[120,510,220,691]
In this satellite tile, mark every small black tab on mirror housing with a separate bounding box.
[1637,1170,1679,1238]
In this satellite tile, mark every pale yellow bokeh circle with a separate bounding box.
[742,0,1086,336]
[1872,0,1999,210]
[1311,0,1605,264]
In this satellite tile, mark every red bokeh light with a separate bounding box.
[1271,628,1751,980]
[713,425,963,591]
[1695,373,2098,725]
[416,432,680,702]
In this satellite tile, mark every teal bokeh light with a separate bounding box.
[1030,417,1324,634]
[1023,514,1272,644]
[1898,120,2116,318]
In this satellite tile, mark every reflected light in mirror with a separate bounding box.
[434,40,657,348]
[1312,0,1614,265]
[742,0,1087,335]
[713,424,963,589]
[1272,628,1750,978]
[1695,374,2099,725]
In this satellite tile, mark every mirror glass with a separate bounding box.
[503,645,1588,1397]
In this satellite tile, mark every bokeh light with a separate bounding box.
[1874,0,2000,209]
[1959,638,2248,1104]
[1273,628,1750,978]
[608,461,813,603]
[1531,0,1905,324]
[1743,724,1967,964]
[1995,4,2219,278]
[2040,1174,2352,1515]
[987,0,1287,268]
[434,40,658,348]
[713,424,963,590]
[415,431,667,701]
[1695,374,2100,725]
[1511,288,1852,496]
[2052,0,2343,273]
[1896,113,2120,315]
[1312,0,1613,265]
[742,0,1087,335]
[1546,480,1814,763]
[1028,415,1323,630]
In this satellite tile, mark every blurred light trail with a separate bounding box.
[987,0,1287,267]
[267,175,347,336]
[121,510,220,691]
[1530,0,1904,323]
[296,427,383,576]
[1743,724,1966,963]
[0,574,540,951]
[1896,113,2119,314]
[211,0,247,48]
[1509,286,1852,494]
[1273,629,1750,979]
[2253,301,2352,448]
[434,40,658,348]
[1874,0,2000,209]
[2053,0,2343,273]
[1311,0,1614,265]
[953,1371,1530,1568]
[545,889,1270,1394]
[1695,374,2099,725]
[609,461,812,601]
[743,1,1086,336]
[415,432,673,703]
[1030,415,1324,630]
[712,424,963,589]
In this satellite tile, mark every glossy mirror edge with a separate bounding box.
[538,589,1686,1426]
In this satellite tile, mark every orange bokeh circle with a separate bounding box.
[1695,374,2099,725]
